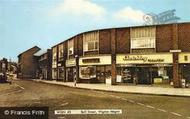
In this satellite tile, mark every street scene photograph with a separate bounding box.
[0,0,190,119]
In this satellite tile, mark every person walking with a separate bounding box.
[74,71,77,87]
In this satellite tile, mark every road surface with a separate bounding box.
[0,79,190,119]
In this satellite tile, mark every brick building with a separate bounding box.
[18,46,40,78]
[50,22,190,88]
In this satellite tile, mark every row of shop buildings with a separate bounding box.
[18,22,190,88]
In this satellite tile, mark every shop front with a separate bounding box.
[79,55,111,84]
[57,62,65,81]
[52,68,57,80]
[41,67,48,79]
[116,53,173,85]
[179,53,190,85]
[66,59,76,82]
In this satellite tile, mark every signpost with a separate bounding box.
[143,9,180,25]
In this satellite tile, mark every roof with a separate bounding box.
[33,49,47,56]
[51,22,190,48]
[18,46,40,57]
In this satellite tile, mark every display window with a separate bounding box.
[52,69,57,79]
[79,66,96,79]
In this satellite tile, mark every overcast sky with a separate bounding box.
[0,0,190,61]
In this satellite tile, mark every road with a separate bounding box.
[0,79,190,119]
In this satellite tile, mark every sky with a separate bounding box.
[0,0,190,61]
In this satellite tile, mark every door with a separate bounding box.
[137,67,151,84]
[96,66,105,83]
[67,68,73,82]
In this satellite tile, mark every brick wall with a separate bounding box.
[77,34,83,56]
[99,29,111,54]
[116,28,130,54]
[178,23,190,52]
[156,25,173,52]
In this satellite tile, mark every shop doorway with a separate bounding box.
[181,64,190,84]
[66,67,75,82]
[96,66,111,83]
[136,67,152,84]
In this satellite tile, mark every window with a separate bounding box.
[58,67,64,79]
[87,41,98,51]
[39,54,47,61]
[131,27,156,49]
[58,44,64,61]
[52,69,57,79]
[79,66,96,79]
[68,39,74,58]
[52,47,57,68]
[83,31,99,53]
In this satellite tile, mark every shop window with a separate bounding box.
[52,69,57,79]
[79,66,96,79]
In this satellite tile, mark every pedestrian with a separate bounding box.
[133,74,138,85]
[74,71,77,87]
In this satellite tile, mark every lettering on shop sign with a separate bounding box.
[123,55,164,63]
[82,58,100,64]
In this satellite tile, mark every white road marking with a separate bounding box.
[146,105,155,109]
[61,102,69,106]
[109,95,115,97]
[92,90,186,118]
[115,96,121,99]
[16,83,25,90]
[137,102,145,106]
[157,108,167,112]
[128,100,135,103]
[170,112,182,116]
[121,97,128,101]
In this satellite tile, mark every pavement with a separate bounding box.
[34,79,190,97]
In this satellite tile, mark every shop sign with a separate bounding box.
[117,54,173,64]
[170,50,181,53]
[179,53,190,63]
[66,59,76,67]
[79,55,111,66]
[82,58,100,64]
[154,78,162,83]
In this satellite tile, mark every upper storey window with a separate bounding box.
[52,47,57,68]
[83,31,99,55]
[130,27,156,50]
[68,39,74,59]
[58,44,64,61]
